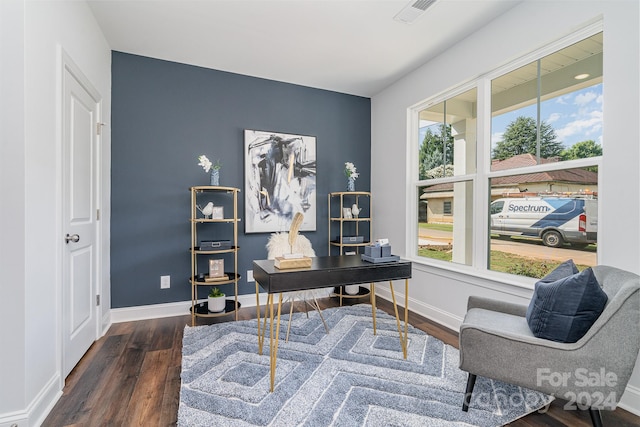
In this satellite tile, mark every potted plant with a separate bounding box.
[207,287,226,312]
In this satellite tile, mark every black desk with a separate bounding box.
[253,255,412,391]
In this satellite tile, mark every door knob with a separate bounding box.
[65,233,80,244]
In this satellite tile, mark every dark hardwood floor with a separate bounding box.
[43,297,640,426]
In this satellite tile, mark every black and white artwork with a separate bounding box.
[244,130,317,233]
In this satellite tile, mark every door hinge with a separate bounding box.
[96,295,101,306]
[97,209,100,221]
[96,122,104,135]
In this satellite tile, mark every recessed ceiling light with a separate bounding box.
[574,73,590,80]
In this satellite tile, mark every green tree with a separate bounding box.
[560,139,602,160]
[492,116,564,160]
[419,124,453,180]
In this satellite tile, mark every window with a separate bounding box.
[416,88,477,266]
[413,31,602,279]
[443,201,452,215]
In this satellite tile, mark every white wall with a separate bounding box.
[372,0,640,415]
[0,1,111,425]
[0,0,27,420]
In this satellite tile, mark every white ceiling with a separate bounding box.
[87,0,521,97]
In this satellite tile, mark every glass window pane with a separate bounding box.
[491,33,603,171]
[488,167,598,278]
[418,180,473,265]
[418,88,477,179]
[541,33,603,161]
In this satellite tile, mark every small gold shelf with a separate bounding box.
[328,191,372,256]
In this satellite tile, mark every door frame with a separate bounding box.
[57,47,103,382]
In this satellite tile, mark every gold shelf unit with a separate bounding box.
[328,191,372,255]
[189,186,241,325]
[328,191,372,304]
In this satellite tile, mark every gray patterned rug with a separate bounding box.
[179,304,552,426]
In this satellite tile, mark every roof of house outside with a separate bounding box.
[421,154,597,194]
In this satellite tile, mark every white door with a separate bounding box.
[62,58,100,378]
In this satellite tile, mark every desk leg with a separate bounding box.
[257,289,270,356]
[404,279,409,357]
[370,282,377,335]
[389,280,408,359]
[256,282,261,353]
[269,293,283,392]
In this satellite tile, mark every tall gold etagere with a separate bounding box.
[189,186,241,325]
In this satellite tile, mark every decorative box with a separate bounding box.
[274,256,312,269]
[380,244,391,257]
[364,244,391,258]
[200,240,232,250]
[365,245,380,258]
[337,235,364,244]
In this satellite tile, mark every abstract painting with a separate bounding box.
[244,130,316,233]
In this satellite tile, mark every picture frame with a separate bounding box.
[208,259,224,278]
[342,207,352,219]
[211,206,224,220]
[244,129,317,233]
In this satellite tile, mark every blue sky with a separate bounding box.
[419,83,603,152]
[491,83,603,150]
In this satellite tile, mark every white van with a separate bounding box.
[490,197,597,248]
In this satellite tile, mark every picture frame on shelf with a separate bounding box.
[342,207,352,219]
[244,129,317,233]
[211,206,224,219]
[209,259,224,278]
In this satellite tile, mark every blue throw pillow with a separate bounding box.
[526,262,607,343]
[525,259,578,321]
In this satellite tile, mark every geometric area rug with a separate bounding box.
[178,304,553,426]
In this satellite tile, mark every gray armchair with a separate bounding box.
[459,266,640,427]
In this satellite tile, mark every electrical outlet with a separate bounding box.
[161,275,170,289]
[246,270,254,282]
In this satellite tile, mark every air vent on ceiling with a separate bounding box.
[394,0,437,24]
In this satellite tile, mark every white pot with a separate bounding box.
[208,295,226,312]
[344,285,360,295]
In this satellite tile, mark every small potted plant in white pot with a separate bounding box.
[207,287,226,312]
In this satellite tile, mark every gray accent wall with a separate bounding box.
[111,52,371,308]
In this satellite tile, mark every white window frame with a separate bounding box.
[406,22,603,288]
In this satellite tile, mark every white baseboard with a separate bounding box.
[0,411,27,427]
[29,373,63,427]
[110,293,269,323]
[373,286,462,333]
[0,372,62,427]
[619,383,640,416]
